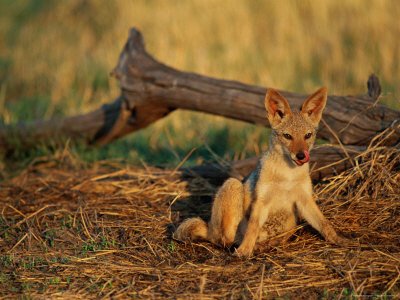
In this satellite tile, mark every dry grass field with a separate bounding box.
[1,135,399,298]
[1,0,400,298]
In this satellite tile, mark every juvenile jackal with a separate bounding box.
[174,87,345,257]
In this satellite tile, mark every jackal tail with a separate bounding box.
[174,217,208,241]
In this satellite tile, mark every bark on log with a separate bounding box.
[1,28,399,180]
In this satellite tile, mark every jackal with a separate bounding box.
[174,87,345,257]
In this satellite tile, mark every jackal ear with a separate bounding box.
[265,88,292,127]
[301,87,328,126]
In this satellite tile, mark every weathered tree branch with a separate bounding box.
[1,28,399,180]
[110,28,399,146]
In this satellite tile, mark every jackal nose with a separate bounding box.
[296,152,306,160]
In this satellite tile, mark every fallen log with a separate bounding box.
[109,28,399,147]
[1,28,399,180]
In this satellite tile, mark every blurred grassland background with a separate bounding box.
[0,0,399,170]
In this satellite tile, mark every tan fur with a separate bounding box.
[174,87,346,257]
[174,217,208,241]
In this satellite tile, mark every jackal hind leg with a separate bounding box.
[207,178,244,247]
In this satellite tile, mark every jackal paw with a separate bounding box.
[234,244,254,258]
[328,234,350,246]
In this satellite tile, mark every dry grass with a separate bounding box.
[3,0,400,102]
[1,132,399,299]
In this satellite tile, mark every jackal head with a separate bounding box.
[265,87,327,166]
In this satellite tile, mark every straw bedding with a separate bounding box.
[0,139,399,298]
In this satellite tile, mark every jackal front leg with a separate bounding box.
[235,198,269,257]
[296,194,346,245]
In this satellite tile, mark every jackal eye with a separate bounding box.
[305,132,312,139]
[283,133,292,140]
